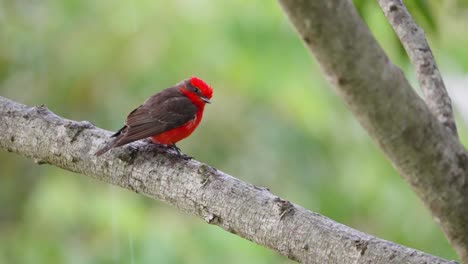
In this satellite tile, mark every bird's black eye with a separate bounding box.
[187,81,201,94]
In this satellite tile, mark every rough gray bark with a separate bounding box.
[0,96,456,263]
[277,0,468,263]
[377,0,458,137]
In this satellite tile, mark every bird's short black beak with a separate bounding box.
[201,96,211,104]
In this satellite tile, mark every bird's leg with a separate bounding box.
[170,144,192,160]
[171,144,182,155]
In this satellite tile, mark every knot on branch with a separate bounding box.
[274,197,295,220]
[353,239,369,256]
[35,104,50,115]
[197,163,218,186]
[34,158,48,165]
[204,213,220,224]
[198,204,220,225]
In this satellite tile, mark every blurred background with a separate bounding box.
[1,0,468,263]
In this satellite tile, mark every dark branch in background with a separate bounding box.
[0,96,455,264]
[377,0,458,137]
[277,0,468,263]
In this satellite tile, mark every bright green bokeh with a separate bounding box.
[1,0,467,263]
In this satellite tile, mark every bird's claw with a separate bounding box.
[170,144,193,160]
[180,154,193,160]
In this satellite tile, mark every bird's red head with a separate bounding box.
[189,76,213,100]
[180,76,213,108]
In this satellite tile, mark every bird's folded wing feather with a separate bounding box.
[112,94,197,147]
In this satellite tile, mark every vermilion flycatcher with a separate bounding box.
[95,77,213,157]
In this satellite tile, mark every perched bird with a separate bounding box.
[95,77,213,157]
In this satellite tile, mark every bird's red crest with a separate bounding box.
[190,76,213,99]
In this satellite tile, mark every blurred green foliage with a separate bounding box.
[1,0,468,263]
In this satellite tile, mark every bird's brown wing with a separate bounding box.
[114,96,197,147]
[95,87,197,156]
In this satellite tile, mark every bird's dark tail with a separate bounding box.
[95,139,117,156]
[95,126,126,156]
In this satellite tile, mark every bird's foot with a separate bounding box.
[170,144,193,160]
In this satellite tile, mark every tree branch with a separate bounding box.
[377,0,458,137]
[277,0,468,262]
[0,96,456,263]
